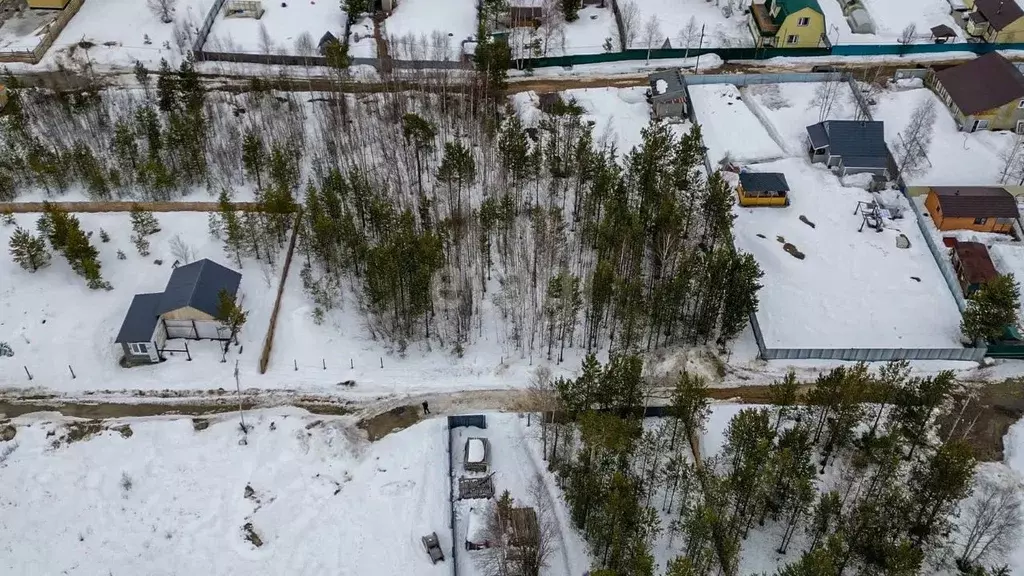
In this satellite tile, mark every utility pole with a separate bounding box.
[694,25,706,74]
[234,360,247,438]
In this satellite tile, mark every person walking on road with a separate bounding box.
[422,401,430,415]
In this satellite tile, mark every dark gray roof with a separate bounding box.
[739,171,789,192]
[807,120,888,168]
[931,186,1020,218]
[157,259,241,318]
[974,0,1024,32]
[649,69,685,99]
[114,293,163,344]
[806,122,828,149]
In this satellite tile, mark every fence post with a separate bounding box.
[68,365,75,379]
[24,366,32,380]
[380,357,383,369]
[350,358,354,369]
[322,358,326,370]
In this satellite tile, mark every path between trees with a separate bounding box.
[0,201,263,213]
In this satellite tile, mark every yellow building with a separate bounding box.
[737,171,790,207]
[927,52,1024,132]
[964,0,1024,43]
[26,0,70,9]
[748,0,827,49]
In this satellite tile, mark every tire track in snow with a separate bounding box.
[737,86,794,157]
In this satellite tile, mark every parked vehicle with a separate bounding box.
[422,532,445,564]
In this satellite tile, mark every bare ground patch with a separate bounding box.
[357,405,422,441]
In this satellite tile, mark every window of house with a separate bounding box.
[786,35,799,44]
[128,343,149,355]
[1018,99,1024,109]
[974,217,988,225]
[797,17,810,26]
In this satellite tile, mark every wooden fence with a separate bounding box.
[257,209,303,374]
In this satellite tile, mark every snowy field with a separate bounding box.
[742,81,858,156]
[384,0,477,60]
[0,212,279,393]
[206,1,348,55]
[34,0,212,70]
[0,408,451,575]
[873,87,1018,187]
[731,157,964,349]
[0,8,59,52]
[627,0,751,49]
[559,86,672,156]
[509,5,617,58]
[688,83,784,165]
[451,413,589,576]
[819,0,965,45]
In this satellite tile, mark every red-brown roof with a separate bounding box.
[934,52,1024,115]
[974,0,1024,32]
[931,186,1021,219]
[953,241,1000,285]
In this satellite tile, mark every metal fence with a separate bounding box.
[762,346,986,362]
[684,71,844,86]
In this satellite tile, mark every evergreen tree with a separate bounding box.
[216,288,249,344]
[156,58,178,113]
[560,0,581,22]
[961,274,1020,343]
[218,189,245,267]
[401,113,436,200]
[241,130,266,189]
[907,439,976,547]
[8,226,50,271]
[767,370,800,431]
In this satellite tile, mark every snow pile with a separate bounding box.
[348,16,377,58]
[873,88,1018,187]
[655,79,668,94]
[466,504,491,547]
[688,83,784,165]
[0,410,450,575]
[732,157,964,349]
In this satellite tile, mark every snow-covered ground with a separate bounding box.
[688,83,784,165]
[628,0,752,49]
[872,87,1018,187]
[383,0,477,60]
[348,16,377,59]
[819,0,965,45]
[742,81,858,156]
[33,0,212,70]
[0,408,451,575]
[559,86,674,156]
[0,8,59,52]
[206,0,348,55]
[731,157,964,349]
[0,212,279,392]
[509,5,618,58]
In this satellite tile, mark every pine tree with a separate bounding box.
[156,58,178,113]
[216,289,249,344]
[8,227,50,271]
[401,113,436,200]
[767,370,800,431]
[241,130,266,189]
[219,189,245,267]
[961,274,1020,343]
[907,439,976,546]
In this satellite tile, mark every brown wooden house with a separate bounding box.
[924,186,1020,234]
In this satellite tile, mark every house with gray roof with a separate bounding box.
[115,259,242,364]
[806,120,890,178]
[647,69,687,119]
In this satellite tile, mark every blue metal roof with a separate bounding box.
[114,293,163,344]
[806,123,828,149]
[156,259,241,318]
[739,171,790,192]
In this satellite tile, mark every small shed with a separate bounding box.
[737,171,790,207]
[318,32,340,55]
[465,437,490,472]
[930,24,957,43]
[648,69,687,119]
[505,507,539,548]
[950,240,1000,295]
